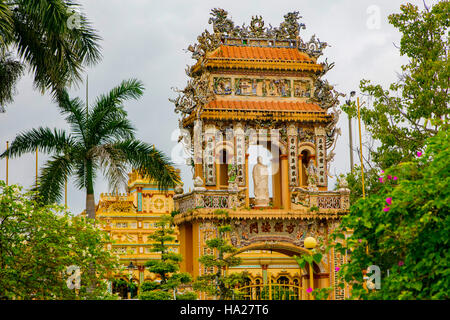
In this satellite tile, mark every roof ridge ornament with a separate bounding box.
[187,8,319,61]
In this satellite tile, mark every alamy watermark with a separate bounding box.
[66,265,81,290]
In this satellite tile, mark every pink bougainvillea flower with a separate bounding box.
[417,151,422,157]
[387,175,392,180]
[398,261,404,266]
[393,176,398,181]
[306,288,313,293]
[335,267,340,272]
[383,206,390,212]
[379,177,384,183]
[386,197,392,205]
[358,239,362,243]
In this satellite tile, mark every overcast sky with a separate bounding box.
[0,0,437,214]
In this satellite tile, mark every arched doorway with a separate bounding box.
[112,278,138,299]
[215,142,234,189]
[228,243,321,300]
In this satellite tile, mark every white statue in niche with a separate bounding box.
[253,156,270,207]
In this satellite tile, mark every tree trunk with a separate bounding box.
[86,193,95,221]
[85,159,95,221]
[85,161,96,296]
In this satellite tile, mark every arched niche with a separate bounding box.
[298,142,316,187]
[214,141,235,189]
[247,140,284,208]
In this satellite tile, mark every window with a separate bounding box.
[114,247,127,255]
[116,222,128,228]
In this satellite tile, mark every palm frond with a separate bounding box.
[55,89,87,143]
[86,79,144,144]
[0,52,25,106]
[96,118,136,145]
[113,140,180,190]
[89,144,129,193]
[0,127,74,159]
[33,153,74,204]
[0,2,14,46]
[73,161,86,190]
[10,0,102,92]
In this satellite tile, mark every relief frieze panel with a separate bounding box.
[229,219,328,249]
[293,80,312,98]
[213,77,232,95]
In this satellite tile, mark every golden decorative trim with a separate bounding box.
[173,209,345,225]
[183,110,332,127]
[193,58,323,73]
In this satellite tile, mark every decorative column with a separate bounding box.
[234,123,246,186]
[261,264,269,285]
[287,124,299,187]
[204,124,216,186]
[281,154,290,210]
[245,153,250,207]
[138,265,145,285]
[193,119,203,180]
[315,127,327,188]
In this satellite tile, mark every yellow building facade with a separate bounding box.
[95,170,179,297]
[171,9,350,300]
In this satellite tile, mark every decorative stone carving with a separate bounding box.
[193,176,205,191]
[253,156,270,207]
[315,128,327,187]
[213,77,232,95]
[294,80,312,98]
[306,159,319,191]
[186,9,319,62]
[287,124,298,187]
[234,123,246,186]
[298,35,328,59]
[169,72,214,117]
[174,184,184,195]
[204,125,216,185]
[193,119,203,165]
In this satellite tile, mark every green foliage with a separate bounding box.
[139,290,172,300]
[342,167,383,203]
[193,216,248,300]
[175,291,198,300]
[311,287,333,300]
[140,281,160,292]
[293,252,322,269]
[213,209,229,216]
[0,79,180,219]
[0,52,24,105]
[333,2,450,300]
[142,215,194,300]
[0,0,102,104]
[331,130,450,299]
[0,182,119,300]
[342,1,449,170]
[170,210,180,217]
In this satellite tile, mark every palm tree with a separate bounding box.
[0,52,24,106]
[0,79,180,220]
[0,0,101,105]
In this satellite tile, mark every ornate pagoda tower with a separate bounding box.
[171,9,350,300]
